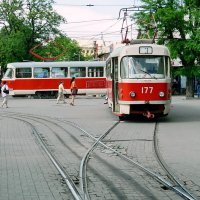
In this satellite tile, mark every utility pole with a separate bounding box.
[93,41,98,60]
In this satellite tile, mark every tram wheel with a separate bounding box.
[119,116,125,121]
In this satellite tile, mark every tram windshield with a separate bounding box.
[121,56,170,79]
[3,68,14,79]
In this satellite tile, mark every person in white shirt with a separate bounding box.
[56,81,66,104]
[1,81,9,108]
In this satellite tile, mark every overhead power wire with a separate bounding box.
[64,17,123,24]
[62,20,137,45]
[54,3,134,7]
[60,17,124,45]
[75,18,123,45]
[60,16,130,31]
[64,30,121,40]
[64,24,138,44]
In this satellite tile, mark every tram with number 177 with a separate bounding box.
[105,40,172,119]
[1,61,106,97]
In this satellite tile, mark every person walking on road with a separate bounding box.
[70,77,78,106]
[1,81,9,108]
[56,81,66,104]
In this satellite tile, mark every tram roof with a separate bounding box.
[108,43,170,58]
[7,61,106,68]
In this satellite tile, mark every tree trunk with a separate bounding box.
[186,76,194,98]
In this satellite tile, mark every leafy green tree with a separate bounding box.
[134,0,200,97]
[0,0,65,71]
[0,29,27,66]
[54,36,83,61]
[24,0,65,50]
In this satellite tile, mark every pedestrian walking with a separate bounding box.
[70,77,78,106]
[1,81,9,108]
[56,81,66,104]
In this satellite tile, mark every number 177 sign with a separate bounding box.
[141,87,153,94]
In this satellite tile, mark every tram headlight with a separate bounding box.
[159,91,165,97]
[130,91,136,97]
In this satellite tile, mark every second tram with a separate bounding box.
[2,61,106,97]
[106,40,172,119]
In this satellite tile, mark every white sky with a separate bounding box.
[53,0,141,45]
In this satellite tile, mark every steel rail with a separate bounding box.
[3,115,84,200]
[2,112,197,199]
[153,122,198,200]
[63,119,197,200]
[79,122,120,200]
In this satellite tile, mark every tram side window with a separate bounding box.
[157,57,165,75]
[165,57,170,77]
[52,67,68,78]
[16,68,32,78]
[70,67,86,77]
[121,57,129,78]
[106,60,112,78]
[33,67,50,78]
[3,68,14,79]
[88,67,104,77]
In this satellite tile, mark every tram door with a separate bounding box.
[112,57,120,113]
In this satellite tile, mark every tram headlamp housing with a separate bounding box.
[159,91,165,97]
[130,91,136,97]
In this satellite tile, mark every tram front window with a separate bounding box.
[121,56,167,79]
[3,68,14,79]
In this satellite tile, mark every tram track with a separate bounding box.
[1,111,199,200]
[0,111,120,200]
[21,117,83,200]
[79,122,120,200]
[153,122,198,200]
[79,119,199,200]
[0,113,83,200]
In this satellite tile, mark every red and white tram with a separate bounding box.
[106,40,172,119]
[2,61,106,97]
